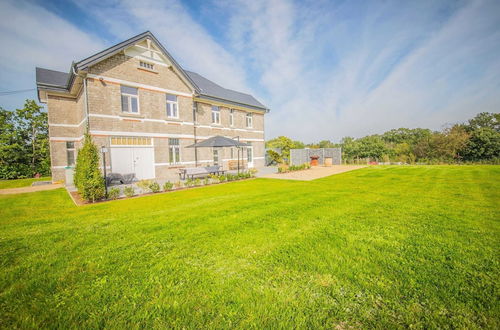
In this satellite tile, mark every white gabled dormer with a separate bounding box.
[124,38,172,69]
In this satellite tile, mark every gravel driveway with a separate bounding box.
[260,165,366,181]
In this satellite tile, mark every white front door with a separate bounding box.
[111,147,155,180]
[247,147,254,168]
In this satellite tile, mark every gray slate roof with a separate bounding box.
[35,31,268,111]
[185,71,266,110]
[35,67,69,89]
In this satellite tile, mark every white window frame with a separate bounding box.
[139,61,155,71]
[66,141,75,166]
[121,86,139,114]
[169,138,181,164]
[229,109,234,127]
[166,94,179,119]
[212,106,221,125]
[246,113,253,128]
[213,149,219,165]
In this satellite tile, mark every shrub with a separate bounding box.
[123,186,135,197]
[149,181,160,193]
[278,164,289,173]
[163,181,174,191]
[248,168,258,177]
[203,178,210,185]
[194,178,201,186]
[209,174,219,183]
[219,174,227,182]
[174,181,183,189]
[137,180,152,193]
[73,134,105,202]
[185,179,194,187]
[108,187,120,200]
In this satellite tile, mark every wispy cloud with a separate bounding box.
[70,0,251,93]
[0,0,106,109]
[0,0,499,142]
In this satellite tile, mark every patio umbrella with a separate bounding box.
[186,135,249,148]
[186,135,249,173]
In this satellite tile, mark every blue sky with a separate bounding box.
[1,0,499,142]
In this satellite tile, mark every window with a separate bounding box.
[110,136,152,146]
[213,149,219,165]
[121,86,139,113]
[166,94,178,118]
[247,142,253,163]
[229,109,234,126]
[139,61,154,70]
[211,106,220,124]
[66,141,75,166]
[169,138,181,164]
[246,113,253,128]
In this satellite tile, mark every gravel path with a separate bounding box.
[0,183,64,195]
[260,165,366,181]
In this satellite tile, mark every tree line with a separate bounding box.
[0,101,498,181]
[0,100,50,179]
[266,112,499,164]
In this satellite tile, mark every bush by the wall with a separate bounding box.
[279,163,310,173]
[163,181,174,191]
[123,186,135,197]
[108,187,120,200]
[73,134,105,202]
[137,180,152,193]
[149,181,160,193]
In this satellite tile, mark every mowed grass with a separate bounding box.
[0,177,51,189]
[0,166,498,328]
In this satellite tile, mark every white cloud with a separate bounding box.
[1,0,498,142]
[72,0,252,94]
[0,0,106,109]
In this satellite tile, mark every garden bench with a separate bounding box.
[179,166,225,180]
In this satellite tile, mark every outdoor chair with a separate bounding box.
[106,173,136,185]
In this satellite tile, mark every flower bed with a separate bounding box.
[70,169,258,205]
[277,163,311,173]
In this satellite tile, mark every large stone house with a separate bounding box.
[35,31,268,183]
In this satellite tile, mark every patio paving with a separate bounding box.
[260,165,366,181]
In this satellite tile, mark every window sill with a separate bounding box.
[137,67,158,74]
[120,113,144,119]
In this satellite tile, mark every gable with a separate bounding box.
[124,39,172,67]
[36,31,269,111]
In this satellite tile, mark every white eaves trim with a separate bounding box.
[89,130,264,142]
[89,113,194,126]
[50,132,264,142]
[87,73,192,97]
[48,116,87,128]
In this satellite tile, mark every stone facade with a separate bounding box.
[45,52,266,183]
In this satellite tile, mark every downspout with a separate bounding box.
[192,98,198,167]
[72,65,90,132]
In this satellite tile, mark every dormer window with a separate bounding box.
[211,106,220,124]
[166,94,178,118]
[121,86,139,113]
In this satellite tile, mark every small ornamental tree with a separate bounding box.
[74,134,105,202]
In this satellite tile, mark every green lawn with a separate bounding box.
[0,176,51,189]
[0,166,498,328]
